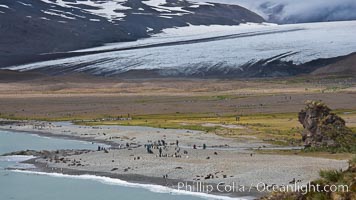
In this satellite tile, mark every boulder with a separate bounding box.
[298,101,355,151]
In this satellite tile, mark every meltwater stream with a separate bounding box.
[0,129,238,200]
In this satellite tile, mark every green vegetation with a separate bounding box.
[319,170,343,183]
[304,157,356,200]
[2,107,355,148]
[73,112,305,145]
[76,113,227,132]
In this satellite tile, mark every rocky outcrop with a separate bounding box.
[298,101,355,152]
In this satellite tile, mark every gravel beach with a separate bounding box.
[1,120,349,198]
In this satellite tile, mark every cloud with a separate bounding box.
[192,0,356,24]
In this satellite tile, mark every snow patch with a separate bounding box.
[42,10,76,20]
[17,1,33,7]
[40,0,129,21]
[159,15,173,19]
[189,5,200,8]
[0,4,10,9]
[143,0,192,14]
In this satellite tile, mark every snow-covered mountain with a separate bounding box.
[193,0,356,24]
[0,0,264,67]
[5,21,356,78]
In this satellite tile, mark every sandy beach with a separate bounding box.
[1,119,348,198]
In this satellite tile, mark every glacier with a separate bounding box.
[6,20,356,77]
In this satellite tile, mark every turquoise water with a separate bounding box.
[0,130,230,200]
[0,130,105,154]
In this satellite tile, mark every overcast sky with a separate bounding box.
[193,0,356,23]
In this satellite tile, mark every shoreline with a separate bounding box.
[0,126,118,149]
[18,158,261,199]
[1,154,257,200]
[0,121,262,199]
[0,119,349,199]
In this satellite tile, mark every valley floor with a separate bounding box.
[0,73,355,143]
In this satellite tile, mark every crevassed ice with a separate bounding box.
[7,21,356,76]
